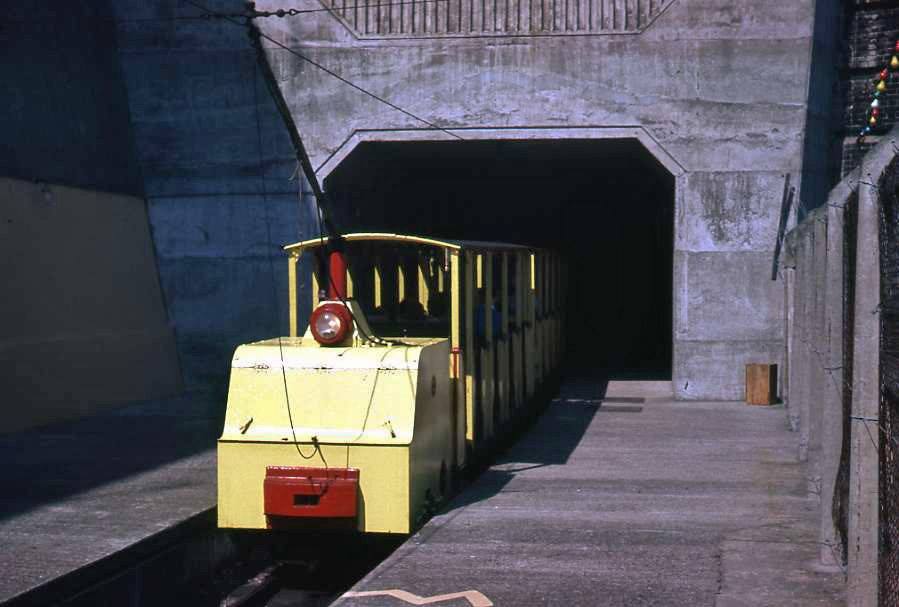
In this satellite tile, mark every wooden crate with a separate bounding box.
[745,364,777,405]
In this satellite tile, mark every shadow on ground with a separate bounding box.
[446,370,659,511]
[0,386,226,524]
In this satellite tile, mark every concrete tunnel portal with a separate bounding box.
[324,138,675,379]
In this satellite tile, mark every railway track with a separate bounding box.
[184,533,404,607]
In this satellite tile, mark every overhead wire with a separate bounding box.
[180,0,458,20]
[229,0,400,348]
[238,0,421,348]
[185,0,422,466]
[182,0,463,142]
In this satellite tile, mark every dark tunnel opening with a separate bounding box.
[324,139,675,380]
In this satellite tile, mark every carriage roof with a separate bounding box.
[283,233,535,254]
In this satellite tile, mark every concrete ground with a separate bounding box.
[0,392,220,605]
[334,380,846,607]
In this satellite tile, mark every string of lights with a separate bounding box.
[858,41,899,143]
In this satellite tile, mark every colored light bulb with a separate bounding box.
[870,115,878,125]
[892,56,899,70]
[882,69,890,81]
[873,98,881,108]
[873,108,881,117]
[877,80,887,92]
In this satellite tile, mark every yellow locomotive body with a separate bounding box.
[217,234,563,534]
[219,337,451,533]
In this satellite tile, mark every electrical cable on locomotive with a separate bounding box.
[251,56,320,462]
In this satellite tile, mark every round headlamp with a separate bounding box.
[309,303,352,346]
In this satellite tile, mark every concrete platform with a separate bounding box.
[334,380,846,607]
[0,391,221,606]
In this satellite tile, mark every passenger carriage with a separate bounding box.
[218,233,563,534]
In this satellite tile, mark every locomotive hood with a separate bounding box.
[220,337,450,446]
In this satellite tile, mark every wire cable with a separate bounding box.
[185,0,457,20]
[182,0,463,141]
[252,59,321,461]
[239,2,404,348]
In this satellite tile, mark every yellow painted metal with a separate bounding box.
[475,254,483,289]
[418,257,430,314]
[397,260,406,306]
[346,263,355,298]
[284,233,533,256]
[218,337,452,533]
[464,251,476,445]
[221,234,563,535]
[374,260,382,310]
[449,253,461,368]
[529,252,539,397]
[312,268,320,309]
[288,253,299,338]
[285,233,465,254]
[449,251,466,468]
[218,442,409,532]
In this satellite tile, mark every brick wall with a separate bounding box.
[842,3,899,174]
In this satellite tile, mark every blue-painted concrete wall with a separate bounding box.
[111,1,317,388]
[2,1,143,195]
[798,0,844,220]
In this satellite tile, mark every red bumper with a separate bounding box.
[263,466,359,519]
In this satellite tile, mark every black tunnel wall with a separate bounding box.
[325,139,675,378]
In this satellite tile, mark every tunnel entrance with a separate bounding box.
[324,139,675,379]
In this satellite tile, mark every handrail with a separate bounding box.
[283,232,535,254]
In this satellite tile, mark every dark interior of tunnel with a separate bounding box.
[324,139,675,379]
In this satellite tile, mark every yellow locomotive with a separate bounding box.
[218,233,563,534]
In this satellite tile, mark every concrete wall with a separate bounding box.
[0,179,180,433]
[248,0,835,398]
[1,1,143,196]
[781,130,899,604]
[784,189,840,564]
[0,1,180,431]
[110,1,317,388]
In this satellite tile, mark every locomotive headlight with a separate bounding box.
[315,311,342,340]
[309,302,352,346]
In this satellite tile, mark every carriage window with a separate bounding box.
[339,242,451,338]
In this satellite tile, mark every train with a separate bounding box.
[218,233,564,534]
